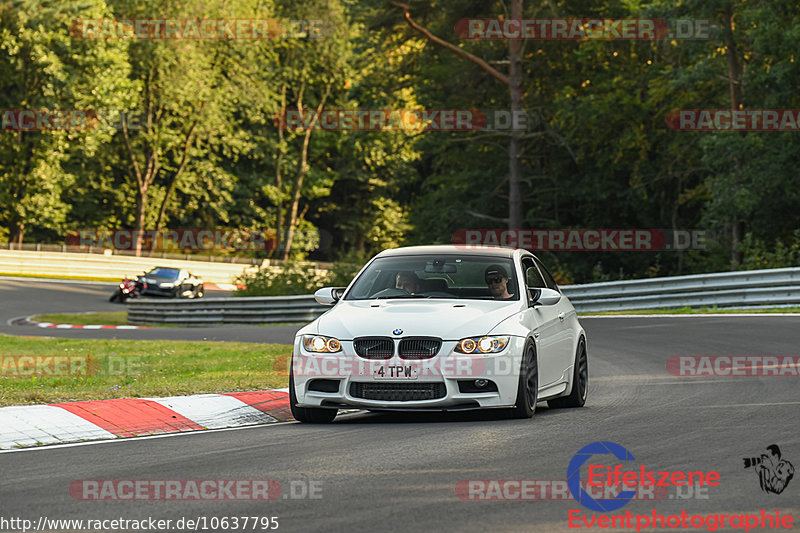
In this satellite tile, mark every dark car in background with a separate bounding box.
[139,267,204,299]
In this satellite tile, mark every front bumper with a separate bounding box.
[141,285,179,297]
[291,336,527,410]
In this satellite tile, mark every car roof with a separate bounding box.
[375,245,519,258]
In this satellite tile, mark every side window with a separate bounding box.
[523,258,547,289]
[534,258,559,291]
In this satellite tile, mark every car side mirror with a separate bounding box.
[314,287,346,305]
[529,287,561,307]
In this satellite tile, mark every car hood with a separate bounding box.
[314,299,523,340]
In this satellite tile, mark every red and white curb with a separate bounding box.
[34,322,147,329]
[0,388,291,450]
[22,315,149,329]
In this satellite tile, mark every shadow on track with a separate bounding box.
[332,404,562,425]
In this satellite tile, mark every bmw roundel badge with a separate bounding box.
[393,329,403,335]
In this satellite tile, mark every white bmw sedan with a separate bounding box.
[290,245,588,423]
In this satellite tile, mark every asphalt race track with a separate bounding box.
[0,278,299,344]
[1,279,799,532]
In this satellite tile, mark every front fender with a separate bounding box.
[487,312,531,338]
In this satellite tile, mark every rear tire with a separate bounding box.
[290,364,337,423]
[548,338,588,409]
[510,341,538,419]
[195,285,204,298]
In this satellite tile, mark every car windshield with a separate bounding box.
[147,267,180,279]
[344,254,519,301]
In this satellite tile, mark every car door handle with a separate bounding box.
[558,312,565,321]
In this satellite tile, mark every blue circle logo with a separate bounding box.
[567,441,637,512]
[392,329,403,335]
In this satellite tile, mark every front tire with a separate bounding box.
[290,364,337,423]
[548,338,588,409]
[510,341,538,419]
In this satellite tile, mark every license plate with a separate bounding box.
[374,364,418,379]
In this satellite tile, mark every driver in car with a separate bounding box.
[396,271,422,294]
[485,265,513,300]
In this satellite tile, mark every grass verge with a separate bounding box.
[32,311,132,326]
[0,335,291,406]
[580,306,800,316]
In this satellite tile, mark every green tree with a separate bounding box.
[0,0,134,243]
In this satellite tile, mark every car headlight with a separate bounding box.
[455,336,510,354]
[302,335,343,353]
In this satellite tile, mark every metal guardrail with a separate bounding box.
[126,267,800,325]
[127,295,329,326]
[560,267,800,312]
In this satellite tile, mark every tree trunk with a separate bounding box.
[12,222,24,248]
[280,81,332,260]
[281,124,313,260]
[672,201,683,275]
[281,166,307,260]
[507,0,524,229]
[135,188,147,256]
[355,232,365,255]
[723,5,742,112]
[273,84,287,260]
[390,1,521,227]
[154,120,199,235]
[731,217,741,267]
[123,68,161,257]
[723,5,743,266]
